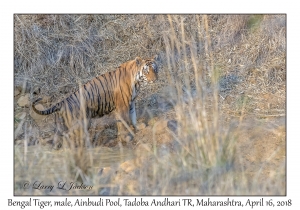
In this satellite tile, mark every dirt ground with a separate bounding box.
[17,91,286,180]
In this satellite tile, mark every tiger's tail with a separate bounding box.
[32,98,61,115]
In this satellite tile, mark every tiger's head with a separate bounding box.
[135,55,159,86]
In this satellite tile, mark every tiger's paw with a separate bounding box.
[135,123,146,133]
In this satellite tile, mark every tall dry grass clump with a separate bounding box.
[14,14,285,195]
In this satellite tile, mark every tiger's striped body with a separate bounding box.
[32,56,158,147]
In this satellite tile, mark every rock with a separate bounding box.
[30,104,47,121]
[167,120,178,133]
[17,94,30,107]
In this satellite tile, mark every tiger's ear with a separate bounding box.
[135,57,142,66]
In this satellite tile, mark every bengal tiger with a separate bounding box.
[32,56,159,148]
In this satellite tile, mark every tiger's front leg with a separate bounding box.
[129,100,146,133]
[62,116,92,148]
[129,101,138,133]
[52,114,67,149]
[62,124,91,148]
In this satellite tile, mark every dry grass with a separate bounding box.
[14,14,286,195]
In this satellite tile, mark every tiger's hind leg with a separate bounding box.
[62,117,92,148]
[129,102,138,132]
[52,114,67,149]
